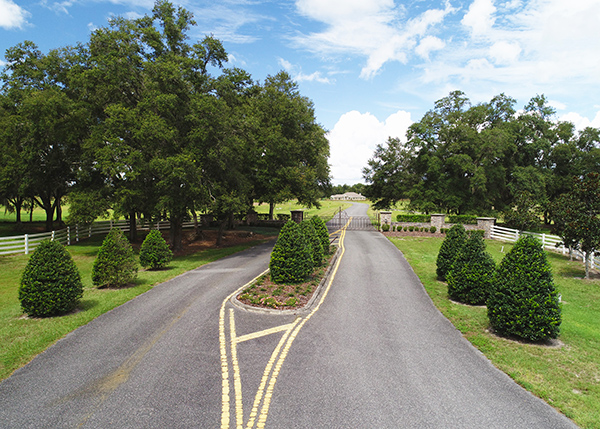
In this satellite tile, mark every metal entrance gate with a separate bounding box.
[327,214,374,231]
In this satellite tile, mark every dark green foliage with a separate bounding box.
[300,220,324,267]
[487,235,561,341]
[446,231,496,305]
[448,215,478,225]
[269,221,313,284]
[139,229,173,269]
[92,228,138,288]
[381,224,390,232]
[436,224,467,280]
[396,214,431,222]
[310,216,330,255]
[19,240,83,317]
[430,226,437,233]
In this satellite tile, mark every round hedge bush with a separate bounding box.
[19,240,83,317]
[92,228,138,288]
[139,230,173,269]
[487,235,561,341]
[269,220,313,284]
[310,216,330,255]
[436,224,467,281]
[300,220,324,268]
[446,231,495,305]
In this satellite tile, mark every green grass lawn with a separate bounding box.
[390,236,600,429]
[0,233,269,381]
[254,199,353,220]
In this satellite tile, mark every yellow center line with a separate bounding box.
[235,322,298,344]
[229,309,244,429]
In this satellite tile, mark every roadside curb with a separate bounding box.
[229,245,341,316]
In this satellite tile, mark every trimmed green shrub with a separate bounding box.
[381,224,390,232]
[448,215,478,225]
[19,240,83,317]
[310,216,330,255]
[446,231,496,305]
[270,221,313,284]
[408,226,414,232]
[300,220,324,268]
[436,224,467,281]
[430,226,437,233]
[396,214,431,222]
[487,235,561,341]
[92,228,138,288]
[139,230,173,269]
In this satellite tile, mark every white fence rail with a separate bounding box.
[490,225,598,270]
[0,219,199,256]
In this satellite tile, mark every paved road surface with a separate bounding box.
[0,204,577,428]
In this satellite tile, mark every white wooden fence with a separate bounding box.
[0,219,198,256]
[490,224,598,270]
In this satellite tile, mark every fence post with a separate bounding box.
[542,233,546,249]
[89,225,92,238]
[51,230,55,241]
[67,226,71,246]
[25,234,29,255]
[76,224,79,242]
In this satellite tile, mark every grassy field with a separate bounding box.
[390,236,600,429]
[253,199,353,220]
[0,232,272,381]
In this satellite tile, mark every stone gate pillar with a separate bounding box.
[477,217,496,239]
[291,210,304,224]
[380,211,392,228]
[431,214,445,233]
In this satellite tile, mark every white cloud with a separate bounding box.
[489,40,521,64]
[278,58,332,84]
[293,0,453,79]
[416,36,445,60]
[0,0,30,29]
[327,110,412,184]
[560,111,600,131]
[461,0,497,36]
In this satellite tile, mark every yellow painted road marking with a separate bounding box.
[235,323,298,344]
[220,218,351,428]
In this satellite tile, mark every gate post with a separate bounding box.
[291,210,304,224]
[476,217,496,239]
[380,211,392,230]
[431,214,445,233]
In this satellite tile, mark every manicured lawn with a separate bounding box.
[0,233,270,381]
[390,236,600,429]
[254,199,353,220]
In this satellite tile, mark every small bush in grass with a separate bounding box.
[446,231,496,305]
[430,226,437,233]
[92,228,138,288]
[382,224,390,232]
[436,224,467,281]
[270,221,313,284]
[487,235,561,341]
[300,220,323,267]
[139,230,173,269]
[311,216,330,255]
[408,226,414,232]
[19,240,83,317]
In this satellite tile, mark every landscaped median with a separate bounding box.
[389,235,600,429]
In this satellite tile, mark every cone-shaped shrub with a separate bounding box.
[487,235,561,341]
[92,228,138,288]
[310,216,330,255]
[300,220,324,267]
[270,220,313,284]
[139,230,173,269]
[19,240,83,317]
[436,224,467,280]
[446,231,496,305]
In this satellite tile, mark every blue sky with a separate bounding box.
[2,0,600,185]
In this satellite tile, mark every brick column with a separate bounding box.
[430,214,445,233]
[380,211,392,228]
[291,210,304,224]
[477,217,496,239]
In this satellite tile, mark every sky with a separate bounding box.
[2,0,600,185]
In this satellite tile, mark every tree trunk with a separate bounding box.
[269,202,275,220]
[129,210,137,242]
[55,196,62,225]
[216,219,227,247]
[9,197,23,224]
[585,251,591,279]
[169,215,183,252]
[192,211,203,241]
[35,195,55,231]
